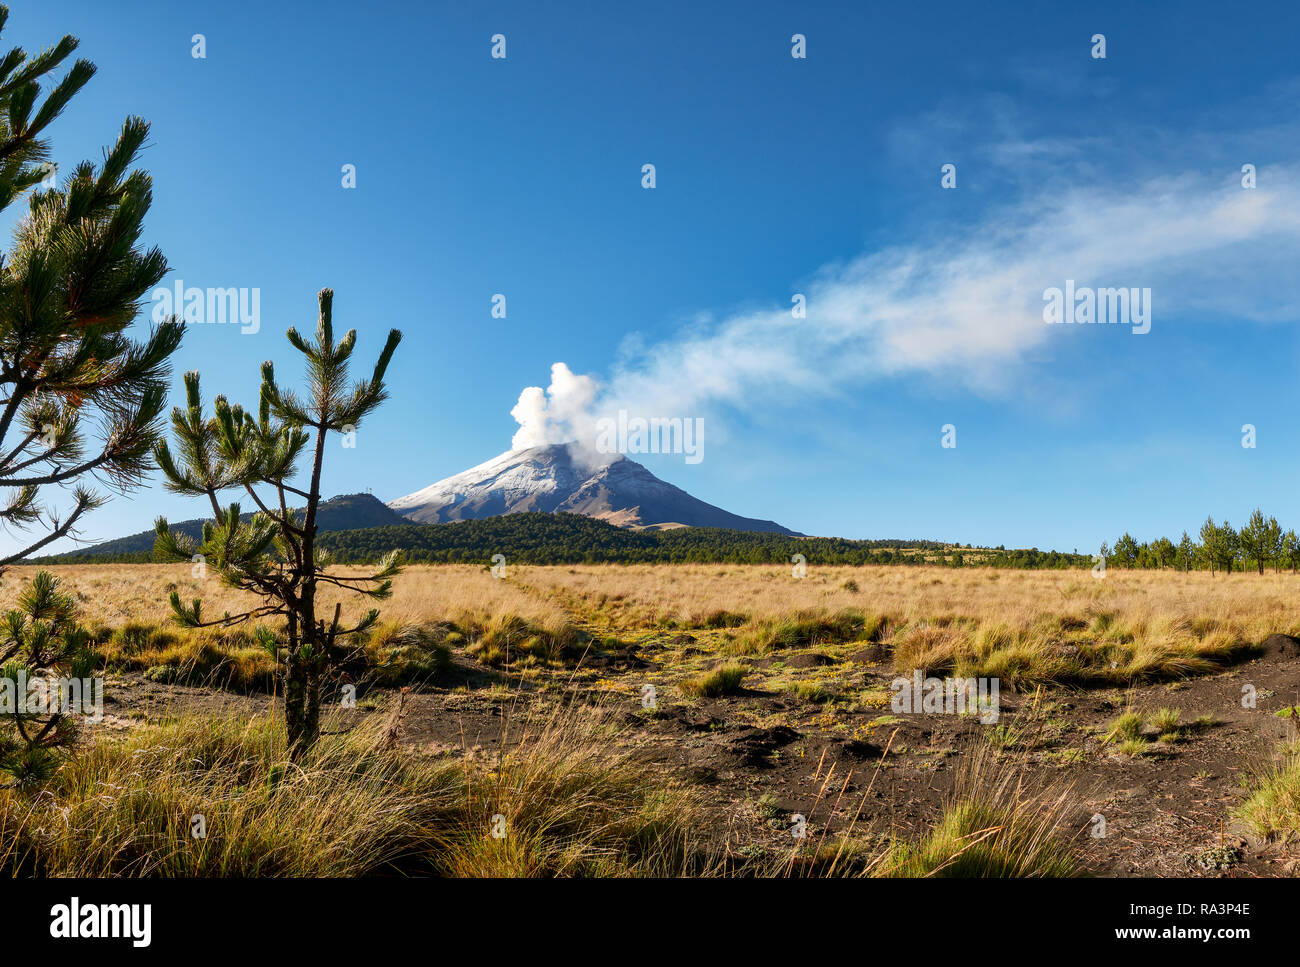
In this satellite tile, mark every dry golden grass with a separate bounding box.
[0,563,567,630]
[874,743,1081,877]
[9,561,1293,635]
[1236,752,1300,841]
[0,699,708,877]
[512,563,1299,638]
[0,564,578,684]
[0,562,1285,686]
[530,564,1286,684]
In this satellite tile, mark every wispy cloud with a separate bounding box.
[513,115,1300,449]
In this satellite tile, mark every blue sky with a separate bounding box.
[7,0,1300,555]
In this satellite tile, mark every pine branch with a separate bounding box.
[0,486,97,568]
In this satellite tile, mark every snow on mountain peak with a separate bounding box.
[386,442,798,534]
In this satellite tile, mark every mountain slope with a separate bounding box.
[388,444,801,535]
[31,493,411,561]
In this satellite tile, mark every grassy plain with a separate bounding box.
[2,562,1299,876]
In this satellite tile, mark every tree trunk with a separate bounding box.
[283,423,329,759]
[304,665,322,748]
[285,656,307,757]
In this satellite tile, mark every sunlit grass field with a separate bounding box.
[4,562,1292,688]
[2,562,1297,877]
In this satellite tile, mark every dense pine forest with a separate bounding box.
[30,508,1300,572]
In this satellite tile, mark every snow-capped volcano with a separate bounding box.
[388,443,801,535]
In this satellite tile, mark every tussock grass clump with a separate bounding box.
[365,621,454,687]
[0,701,708,877]
[1101,710,1156,756]
[680,665,747,698]
[1150,707,1182,741]
[731,609,872,655]
[95,623,275,692]
[878,800,1079,877]
[440,702,708,876]
[876,748,1080,878]
[987,723,1023,750]
[691,609,749,629]
[892,624,968,676]
[1113,737,1151,758]
[101,621,180,654]
[788,680,834,703]
[462,612,589,667]
[1103,711,1146,745]
[1101,707,1188,755]
[1235,755,1300,840]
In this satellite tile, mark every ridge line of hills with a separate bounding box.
[29,492,413,562]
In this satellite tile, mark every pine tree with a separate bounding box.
[1284,529,1300,573]
[1151,536,1175,569]
[1112,532,1139,568]
[1219,521,1240,574]
[1239,508,1278,575]
[1199,517,1229,576]
[0,570,95,787]
[0,7,183,567]
[152,289,402,756]
[1268,514,1284,573]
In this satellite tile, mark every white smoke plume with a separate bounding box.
[509,362,600,451]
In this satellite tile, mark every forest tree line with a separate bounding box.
[1106,509,1300,575]
[32,509,1298,573]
